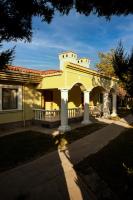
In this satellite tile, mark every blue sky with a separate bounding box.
[2,10,133,70]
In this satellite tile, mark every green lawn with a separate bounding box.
[75,126,133,200]
[0,122,106,173]
[0,131,56,172]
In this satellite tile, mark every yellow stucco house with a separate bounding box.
[0,51,118,132]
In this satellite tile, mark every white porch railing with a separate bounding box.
[33,106,103,121]
[34,109,60,121]
[68,108,83,118]
[33,107,83,121]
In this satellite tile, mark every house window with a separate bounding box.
[0,84,22,111]
[2,88,18,110]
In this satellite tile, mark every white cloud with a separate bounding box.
[2,11,133,70]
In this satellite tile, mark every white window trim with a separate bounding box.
[0,84,22,111]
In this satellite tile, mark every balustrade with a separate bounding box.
[33,107,83,121]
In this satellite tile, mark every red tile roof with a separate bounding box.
[43,70,62,75]
[7,65,62,76]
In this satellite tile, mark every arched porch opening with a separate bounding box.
[58,83,87,132]
[89,86,106,117]
[68,83,86,109]
[68,83,86,119]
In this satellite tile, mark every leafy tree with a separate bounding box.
[1,0,133,42]
[96,49,128,98]
[1,0,133,67]
[113,43,133,97]
[96,50,115,76]
[0,45,15,68]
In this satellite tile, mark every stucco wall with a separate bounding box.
[0,83,41,124]
[37,74,65,89]
[0,110,24,124]
[37,63,117,92]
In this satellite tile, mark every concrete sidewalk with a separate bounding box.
[0,114,132,200]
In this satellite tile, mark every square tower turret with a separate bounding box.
[59,51,78,70]
[77,58,90,68]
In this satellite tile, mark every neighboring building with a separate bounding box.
[0,51,118,132]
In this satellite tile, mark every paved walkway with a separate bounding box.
[0,114,133,200]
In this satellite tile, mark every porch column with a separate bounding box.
[111,92,117,117]
[103,91,110,118]
[58,89,71,132]
[82,90,91,125]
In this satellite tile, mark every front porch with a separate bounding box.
[34,107,83,122]
[33,107,84,128]
[33,83,117,130]
[33,105,104,121]
[33,105,107,129]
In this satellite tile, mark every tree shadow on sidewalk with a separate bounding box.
[0,114,133,200]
